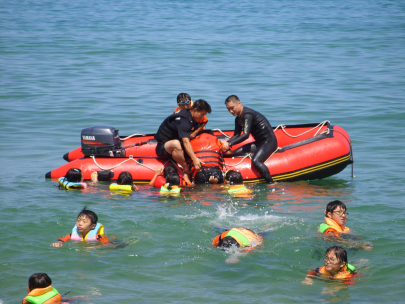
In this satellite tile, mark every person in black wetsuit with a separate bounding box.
[221,95,277,183]
[154,99,212,185]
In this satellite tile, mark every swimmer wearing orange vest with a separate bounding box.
[319,200,350,237]
[302,246,357,285]
[174,93,208,139]
[22,273,70,304]
[225,171,253,197]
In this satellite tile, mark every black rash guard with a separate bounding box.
[227,107,276,147]
[154,109,193,144]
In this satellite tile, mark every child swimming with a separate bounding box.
[58,168,87,190]
[319,200,350,236]
[22,273,67,304]
[226,171,253,196]
[51,207,109,247]
[160,173,183,195]
[302,246,357,285]
[109,171,138,192]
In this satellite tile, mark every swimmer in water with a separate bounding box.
[22,273,69,304]
[302,246,357,285]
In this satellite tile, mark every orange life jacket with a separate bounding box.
[187,134,224,178]
[317,265,356,281]
[22,286,62,304]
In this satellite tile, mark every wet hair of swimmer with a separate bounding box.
[77,206,98,225]
[117,171,133,185]
[325,246,348,265]
[224,170,237,182]
[325,200,347,216]
[166,173,180,190]
[65,168,82,183]
[228,171,243,185]
[163,164,178,179]
[177,92,191,104]
[194,166,224,184]
[190,99,212,114]
[224,95,240,105]
[218,236,240,248]
[28,273,52,291]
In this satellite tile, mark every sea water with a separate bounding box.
[1,0,404,303]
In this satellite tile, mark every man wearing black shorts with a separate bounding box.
[154,99,212,184]
[221,95,277,183]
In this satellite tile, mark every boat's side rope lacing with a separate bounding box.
[275,120,330,138]
[212,129,231,139]
[225,147,283,168]
[91,155,156,172]
[121,133,147,140]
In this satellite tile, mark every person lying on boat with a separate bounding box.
[51,207,110,247]
[221,95,277,184]
[212,228,263,263]
[149,164,188,188]
[160,173,183,195]
[174,92,208,139]
[58,168,87,190]
[302,246,358,285]
[154,99,212,185]
[319,200,373,250]
[185,132,225,184]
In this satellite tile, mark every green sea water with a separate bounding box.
[1,0,405,303]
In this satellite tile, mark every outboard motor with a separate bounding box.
[81,126,125,157]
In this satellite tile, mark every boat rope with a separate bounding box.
[212,129,231,139]
[121,133,147,140]
[275,120,330,138]
[225,146,282,168]
[91,155,156,172]
[330,129,354,178]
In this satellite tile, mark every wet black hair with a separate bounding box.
[28,273,52,291]
[117,171,133,185]
[218,236,240,248]
[163,164,178,179]
[224,170,237,182]
[177,92,191,104]
[325,246,348,264]
[194,167,224,184]
[191,99,212,114]
[228,171,243,185]
[65,168,82,183]
[225,95,240,104]
[165,173,180,190]
[325,200,347,216]
[77,206,98,225]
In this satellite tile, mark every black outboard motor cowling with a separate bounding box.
[81,126,124,157]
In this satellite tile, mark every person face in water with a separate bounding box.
[76,215,96,235]
[326,205,348,226]
[324,250,345,275]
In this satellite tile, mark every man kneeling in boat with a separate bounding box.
[221,95,278,183]
[154,99,212,185]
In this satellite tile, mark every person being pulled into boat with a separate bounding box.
[226,170,253,196]
[160,173,183,195]
[51,207,110,247]
[302,246,357,285]
[187,132,225,184]
[212,228,263,263]
[174,93,208,139]
[221,95,277,184]
[154,99,212,185]
[22,273,70,304]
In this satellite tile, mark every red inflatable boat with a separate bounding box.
[45,121,353,183]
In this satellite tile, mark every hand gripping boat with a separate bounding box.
[45,121,353,183]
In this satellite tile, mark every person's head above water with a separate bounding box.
[224,95,243,117]
[117,171,133,185]
[28,273,52,291]
[228,171,243,185]
[65,168,83,182]
[163,164,178,179]
[324,246,348,274]
[224,170,237,184]
[325,200,348,226]
[194,167,224,184]
[165,173,180,190]
[76,207,98,234]
[177,92,192,110]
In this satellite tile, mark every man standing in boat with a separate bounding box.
[221,95,277,183]
[154,99,212,184]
